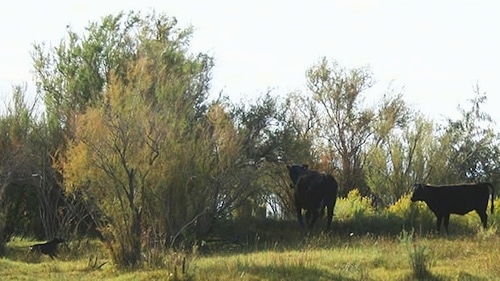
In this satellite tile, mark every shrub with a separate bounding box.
[386,194,435,233]
[335,189,381,233]
[335,189,375,221]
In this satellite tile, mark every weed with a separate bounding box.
[84,254,107,271]
[399,229,434,280]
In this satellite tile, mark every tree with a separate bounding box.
[39,11,212,267]
[440,86,500,183]
[228,93,316,221]
[366,116,439,206]
[31,12,153,243]
[0,86,40,254]
[32,12,139,138]
[306,58,375,195]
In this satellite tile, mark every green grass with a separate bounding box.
[194,233,498,280]
[2,231,499,281]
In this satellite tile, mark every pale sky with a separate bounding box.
[1,1,499,128]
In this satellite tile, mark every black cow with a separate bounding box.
[29,238,65,259]
[287,164,338,230]
[410,183,494,233]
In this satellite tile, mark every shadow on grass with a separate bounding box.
[455,271,489,281]
[402,270,448,281]
[237,264,362,281]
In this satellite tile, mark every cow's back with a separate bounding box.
[295,171,337,208]
[431,184,490,215]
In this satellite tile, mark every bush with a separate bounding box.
[386,194,435,234]
[335,189,381,233]
[335,189,375,221]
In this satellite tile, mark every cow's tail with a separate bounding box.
[487,182,495,214]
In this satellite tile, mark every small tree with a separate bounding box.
[366,116,438,206]
[59,11,212,267]
[440,86,500,183]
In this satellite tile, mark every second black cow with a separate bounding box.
[410,183,494,233]
[29,238,65,259]
[287,164,338,230]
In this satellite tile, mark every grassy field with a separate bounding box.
[1,226,499,281]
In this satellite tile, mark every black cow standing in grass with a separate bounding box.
[287,164,338,230]
[29,238,65,259]
[410,183,495,233]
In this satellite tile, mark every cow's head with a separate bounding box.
[410,183,427,202]
[287,164,309,188]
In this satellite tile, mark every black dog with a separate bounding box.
[29,238,65,259]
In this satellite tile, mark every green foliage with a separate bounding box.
[306,57,376,195]
[366,117,440,206]
[53,9,301,269]
[387,194,435,233]
[333,189,402,234]
[335,189,375,221]
[55,11,213,268]
[440,87,500,183]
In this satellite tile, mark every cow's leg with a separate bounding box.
[308,209,319,229]
[436,215,443,233]
[318,198,325,218]
[476,210,488,229]
[296,204,305,228]
[305,210,313,225]
[443,214,450,234]
[325,204,334,231]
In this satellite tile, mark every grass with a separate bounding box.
[3,193,497,279]
[193,233,499,280]
[2,231,499,280]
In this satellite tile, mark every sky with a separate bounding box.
[1,1,499,128]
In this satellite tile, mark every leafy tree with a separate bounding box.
[228,93,316,221]
[273,91,322,217]
[54,10,219,267]
[305,57,410,196]
[31,12,160,243]
[365,86,500,206]
[439,86,500,183]
[282,91,319,163]
[0,86,40,254]
[366,116,439,206]
[32,12,140,138]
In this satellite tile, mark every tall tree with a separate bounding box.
[366,116,439,206]
[440,86,500,183]
[38,11,212,267]
[306,58,375,195]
